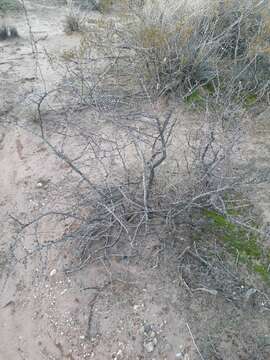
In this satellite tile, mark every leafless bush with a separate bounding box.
[11,0,269,271]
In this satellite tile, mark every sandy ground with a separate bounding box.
[0,1,270,360]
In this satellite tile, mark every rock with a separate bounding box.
[36,178,50,189]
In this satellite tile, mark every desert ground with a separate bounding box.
[0,1,270,359]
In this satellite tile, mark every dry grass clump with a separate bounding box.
[62,0,269,110]
[95,0,142,13]
[64,13,81,33]
[207,0,270,101]
[64,0,84,34]
[74,0,135,13]
[132,0,270,102]
[122,8,219,98]
[0,23,19,40]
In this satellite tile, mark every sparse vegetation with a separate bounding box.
[44,0,270,277]
[1,1,270,358]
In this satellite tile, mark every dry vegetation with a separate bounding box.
[13,0,270,294]
[1,0,270,358]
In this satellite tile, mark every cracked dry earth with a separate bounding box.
[1,1,270,360]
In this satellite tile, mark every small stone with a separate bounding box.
[176,353,184,359]
[50,269,57,277]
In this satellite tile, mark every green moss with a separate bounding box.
[201,209,270,283]
[253,264,270,282]
[204,82,215,95]
[185,82,216,108]
[185,89,204,106]
[244,93,258,107]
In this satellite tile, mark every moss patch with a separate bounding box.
[197,209,270,283]
[244,94,258,107]
[185,90,204,105]
[185,82,215,108]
